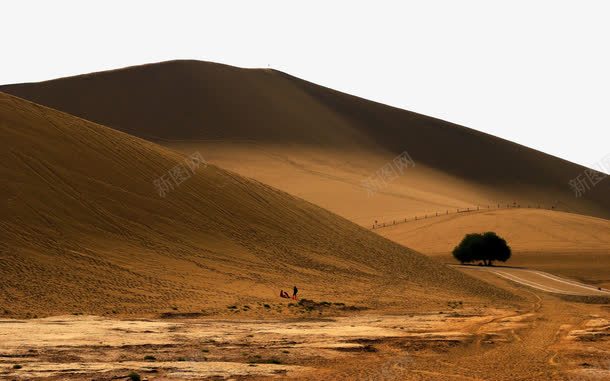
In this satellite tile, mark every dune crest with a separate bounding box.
[1,59,608,223]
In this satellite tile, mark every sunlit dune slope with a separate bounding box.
[1,60,608,224]
[378,208,610,288]
[0,92,513,317]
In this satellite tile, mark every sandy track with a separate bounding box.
[454,266,610,296]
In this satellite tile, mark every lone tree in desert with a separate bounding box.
[452,232,511,266]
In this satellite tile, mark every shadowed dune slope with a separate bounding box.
[0,92,513,317]
[1,60,609,223]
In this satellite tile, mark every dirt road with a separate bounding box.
[321,267,610,381]
[453,266,610,296]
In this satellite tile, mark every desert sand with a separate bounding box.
[1,273,608,380]
[377,209,610,289]
[0,91,512,318]
[1,60,609,380]
[1,60,608,222]
[2,60,607,285]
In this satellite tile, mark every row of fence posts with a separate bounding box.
[371,203,556,229]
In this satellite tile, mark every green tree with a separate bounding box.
[452,233,482,264]
[452,232,511,266]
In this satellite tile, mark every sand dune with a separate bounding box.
[0,92,514,317]
[1,60,608,224]
[1,62,609,381]
[2,60,608,312]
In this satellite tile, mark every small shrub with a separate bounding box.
[128,372,141,381]
[13,364,22,369]
[144,355,156,361]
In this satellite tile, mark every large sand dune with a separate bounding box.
[0,92,513,317]
[1,60,608,224]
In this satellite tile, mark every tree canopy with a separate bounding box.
[452,232,511,266]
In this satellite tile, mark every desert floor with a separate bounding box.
[1,269,608,381]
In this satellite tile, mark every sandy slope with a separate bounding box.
[0,92,514,317]
[377,208,610,255]
[377,208,610,288]
[1,59,608,224]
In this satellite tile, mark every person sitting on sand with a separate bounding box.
[292,285,298,300]
[280,290,290,298]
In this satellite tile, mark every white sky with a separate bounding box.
[3,0,609,168]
